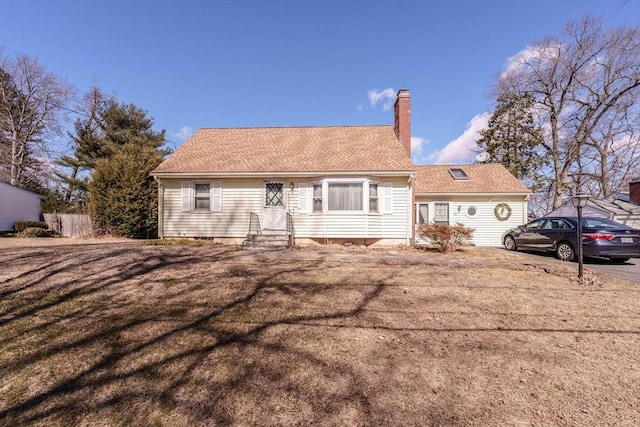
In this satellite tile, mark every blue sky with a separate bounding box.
[1,0,638,165]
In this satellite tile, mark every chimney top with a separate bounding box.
[394,89,411,158]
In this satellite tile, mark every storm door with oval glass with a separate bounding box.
[263,181,286,232]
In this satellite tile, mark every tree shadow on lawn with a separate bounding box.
[0,244,396,425]
[2,244,637,425]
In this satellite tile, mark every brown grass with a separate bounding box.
[0,239,638,426]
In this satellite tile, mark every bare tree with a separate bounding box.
[0,53,74,187]
[496,15,640,208]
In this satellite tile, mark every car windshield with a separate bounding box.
[582,218,630,229]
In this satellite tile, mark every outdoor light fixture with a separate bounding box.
[289,182,295,193]
[571,193,591,280]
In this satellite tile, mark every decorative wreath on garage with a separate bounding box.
[494,203,512,221]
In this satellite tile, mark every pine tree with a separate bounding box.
[87,101,169,238]
[477,92,547,191]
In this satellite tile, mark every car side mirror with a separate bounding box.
[518,225,525,230]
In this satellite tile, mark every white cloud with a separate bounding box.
[501,43,562,78]
[411,136,427,153]
[367,88,396,111]
[172,126,193,141]
[429,113,490,164]
[410,136,429,163]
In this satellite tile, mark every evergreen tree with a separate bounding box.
[55,87,107,207]
[477,92,547,191]
[89,143,164,238]
[87,101,169,238]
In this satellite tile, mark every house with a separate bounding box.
[0,181,43,231]
[151,90,416,246]
[545,179,640,228]
[414,164,531,246]
[151,89,532,247]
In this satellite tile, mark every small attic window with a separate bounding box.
[448,168,469,180]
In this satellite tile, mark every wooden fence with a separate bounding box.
[43,213,93,238]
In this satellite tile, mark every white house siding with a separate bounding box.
[415,196,528,247]
[162,178,263,239]
[161,177,411,243]
[291,177,409,241]
[0,182,41,231]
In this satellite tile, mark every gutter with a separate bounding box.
[151,170,417,179]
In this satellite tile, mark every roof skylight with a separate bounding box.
[448,168,469,180]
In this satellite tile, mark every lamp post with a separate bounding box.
[572,194,590,280]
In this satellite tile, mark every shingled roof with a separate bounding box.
[415,164,530,194]
[151,125,415,176]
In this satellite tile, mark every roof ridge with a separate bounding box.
[196,124,393,130]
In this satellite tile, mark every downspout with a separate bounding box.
[408,174,415,247]
[154,177,164,239]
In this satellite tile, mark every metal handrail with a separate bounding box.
[248,212,262,236]
[286,212,294,246]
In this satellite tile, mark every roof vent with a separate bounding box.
[448,168,469,180]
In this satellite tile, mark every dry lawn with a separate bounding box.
[0,238,638,426]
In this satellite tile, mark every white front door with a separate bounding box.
[263,182,286,232]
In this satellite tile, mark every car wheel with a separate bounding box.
[556,242,575,262]
[504,235,517,251]
[609,257,630,264]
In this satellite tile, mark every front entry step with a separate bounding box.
[242,234,290,250]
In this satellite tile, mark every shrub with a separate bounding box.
[417,222,474,253]
[14,221,48,233]
[18,227,54,238]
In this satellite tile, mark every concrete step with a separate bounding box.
[243,234,290,250]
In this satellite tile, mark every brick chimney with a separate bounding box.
[630,178,640,205]
[394,88,411,157]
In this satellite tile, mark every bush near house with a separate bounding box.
[417,222,474,253]
[18,227,57,238]
[13,221,49,233]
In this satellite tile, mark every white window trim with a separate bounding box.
[181,181,222,213]
[302,178,390,215]
[433,201,449,224]
[416,202,429,225]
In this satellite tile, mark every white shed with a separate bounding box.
[0,181,43,231]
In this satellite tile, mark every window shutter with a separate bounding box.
[211,181,222,212]
[181,182,192,212]
[382,182,393,214]
[298,183,309,214]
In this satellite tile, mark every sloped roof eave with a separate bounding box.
[415,191,531,197]
[152,169,416,179]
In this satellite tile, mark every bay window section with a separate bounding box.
[328,182,363,211]
[312,184,323,212]
[369,183,378,212]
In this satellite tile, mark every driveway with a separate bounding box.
[582,257,640,283]
[500,248,640,284]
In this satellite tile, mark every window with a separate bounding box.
[526,218,546,230]
[328,182,363,211]
[369,183,378,212]
[417,203,429,224]
[543,218,572,230]
[300,179,391,214]
[448,168,469,180]
[265,182,284,207]
[181,181,222,213]
[312,184,322,212]
[194,183,210,211]
[434,202,449,224]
